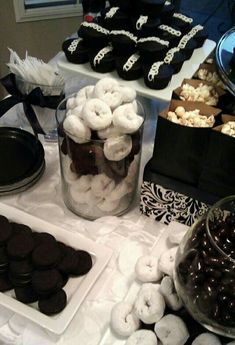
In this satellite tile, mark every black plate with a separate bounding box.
[0,127,45,187]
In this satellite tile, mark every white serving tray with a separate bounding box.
[57,39,216,102]
[0,203,113,335]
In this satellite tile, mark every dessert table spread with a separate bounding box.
[0,38,218,345]
[0,108,170,345]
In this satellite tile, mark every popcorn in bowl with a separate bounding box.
[196,68,224,89]
[166,106,215,127]
[221,121,235,137]
[179,83,219,106]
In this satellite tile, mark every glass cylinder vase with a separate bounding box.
[56,94,145,220]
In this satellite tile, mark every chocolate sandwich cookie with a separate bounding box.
[32,269,63,296]
[143,61,173,90]
[10,222,32,238]
[7,233,35,260]
[32,242,61,269]
[62,38,89,64]
[38,289,67,315]
[0,215,12,245]
[116,53,142,81]
[33,232,56,247]
[0,247,8,274]
[15,284,38,304]
[8,272,32,287]
[0,274,13,292]
[58,248,92,276]
[89,45,115,73]
[9,259,33,278]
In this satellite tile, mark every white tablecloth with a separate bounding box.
[0,107,167,344]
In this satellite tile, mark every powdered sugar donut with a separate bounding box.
[154,314,189,345]
[192,333,221,345]
[74,174,93,193]
[135,255,163,283]
[90,173,115,197]
[66,96,77,110]
[159,276,183,311]
[111,301,140,337]
[103,135,132,161]
[126,330,158,345]
[77,85,94,99]
[82,98,112,130]
[108,180,132,201]
[63,115,91,143]
[113,104,144,134]
[120,86,137,103]
[134,283,165,324]
[158,247,178,277]
[97,124,123,139]
[93,77,123,109]
[70,105,83,118]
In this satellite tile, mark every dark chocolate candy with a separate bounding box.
[38,289,67,315]
[15,284,38,304]
[32,242,61,269]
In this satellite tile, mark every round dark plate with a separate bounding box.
[0,127,45,190]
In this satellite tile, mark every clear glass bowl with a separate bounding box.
[56,94,145,220]
[174,195,235,338]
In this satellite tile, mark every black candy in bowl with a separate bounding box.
[174,195,235,339]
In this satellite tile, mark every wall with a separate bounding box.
[0,0,82,98]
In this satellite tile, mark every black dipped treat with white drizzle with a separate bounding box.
[89,45,115,73]
[156,24,182,47]
[62,38,89,64]
[170,12,193,34]
[115,53,143,80]
[164,47,186,74]
[109,0,132,12]
[135,0,165,18]
[137,37,170,64]
[102,7,131,31]
[187,25,208,48]
[178,34,197,60]
[132,15,161,38]
[160,1,175,24]
[110,30,137,57]
[78,22,110,51]
[143,61,174,89]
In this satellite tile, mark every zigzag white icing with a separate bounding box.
[105,7,119,19]
[164,47,180,64]
[188,25,204,37]
[81,22,109,35]
[138,36,169,46]
[148,61,164,81]
[178,25,202,49]
[136,15,148,30]
[94,46,113,66]
[173,13,193,23]
[159,25,181,37]
[123,53,140,71]
[110,30,137,42]
[68,38,82,54]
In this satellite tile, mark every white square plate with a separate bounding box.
[0,203,113,335]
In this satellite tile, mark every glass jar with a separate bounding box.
[56,94,145,220]
[15,76,65,141]
[174,195,235,338]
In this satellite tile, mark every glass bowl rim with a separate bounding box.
[206,194,235,263]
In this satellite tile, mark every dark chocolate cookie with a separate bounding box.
[32,269,63,295]
[0,215,12,245]
[15,284,38,304]
[33,232,56,247]
[9,259,33,278]
[0,247,8,274]
[32,242,61,269]
[7,233,35,260]
[38,289,67,315]
[0,274,13,292]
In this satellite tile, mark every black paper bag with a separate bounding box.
[149,115,212,185]
[199,130,235,197]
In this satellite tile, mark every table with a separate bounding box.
[0,107,167,344]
